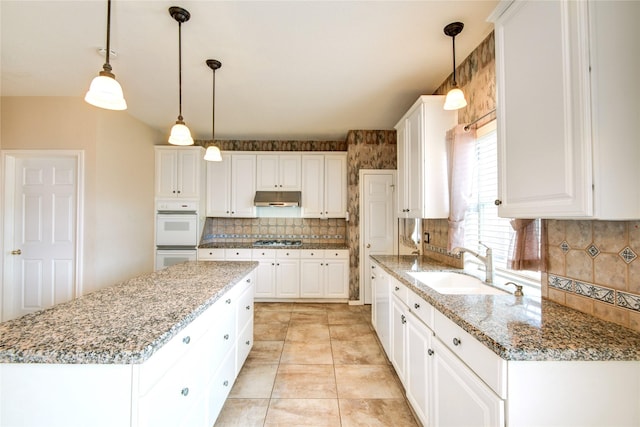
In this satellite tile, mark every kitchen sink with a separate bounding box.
[407,271,507,295]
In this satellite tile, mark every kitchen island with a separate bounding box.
[372,255,640,427]
[0,260,258,427]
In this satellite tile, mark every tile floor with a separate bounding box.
[214,302,419,426]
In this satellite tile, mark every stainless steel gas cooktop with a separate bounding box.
[253,239,302,247]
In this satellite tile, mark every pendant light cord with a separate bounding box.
[212,68,216,140]
[451,34,457,86]
[103,0,113,74]
[177,20,183,121]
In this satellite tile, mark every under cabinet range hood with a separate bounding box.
[254,191,302,207]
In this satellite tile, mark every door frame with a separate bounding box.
[358,169,397,304]
[1,150,85,321]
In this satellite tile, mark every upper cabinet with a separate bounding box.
[206,153,256,217]
[256,154,302,191]
[491,0,640,219]
[155,146,204,199]
[395,95,457,219]
[301,153,347,218]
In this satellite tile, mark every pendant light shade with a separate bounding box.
[204,59,223,161]
[85,0,127,110]
[443,22,467,111]
[168,6,193,146]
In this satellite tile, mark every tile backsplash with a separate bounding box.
[543,220,640,332]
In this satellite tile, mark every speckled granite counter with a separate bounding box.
[0,261,258,364]
[372,255,640,362]
[199,242,348,250]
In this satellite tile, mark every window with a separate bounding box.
[463,121,541,294]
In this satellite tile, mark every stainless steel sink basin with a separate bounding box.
[407,271,507,295]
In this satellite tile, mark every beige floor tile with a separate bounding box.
[322,303,356,311]
[254,322,289,341]
[229,364,278,398]
[339,398,419,427]
[254,310,292,324]
[214,398,270,427]
[327,310,370,325]
[329,323,376,341]
[246,341,284,364]
[290,311,329,324]
[280,340,333,364]
[291,302,329,312]
[272,364,337,398]
[286,323,330,341]
[335,365,404,399]
[331,338,387,365]
[264,398,341,426]
[255,302,294,312]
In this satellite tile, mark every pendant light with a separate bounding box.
[85,0,127,110]
[168,6,193,146]
[443,22,468,111]
[204,59,223,161]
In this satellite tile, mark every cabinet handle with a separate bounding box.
[286,253,289,256]
[223,380,229,387]
[226,299,231,304]
[428,349,434,356]
[246,340,251,345]
[320,263,324,266]
[224,334,230,340]
[311,252,314,256]
[272,263,275,266]
[395,286,400,291]
[453,337,461,346]
[246,278,251,283]
[401,314,406,324]
[414,303,420,309]
[246,305,251,310]
[182,336,191,345]
[172,190,176,194]
[277,263,280,266]
[236,252,240,255]
[371,276,375,280]
[181,387,189,396]
[371,265,376,269]
[226,211,230,214]
[494,199,502,206]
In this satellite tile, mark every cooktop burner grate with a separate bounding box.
[253,239,302,247]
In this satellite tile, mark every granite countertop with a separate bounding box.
[199,241,349,250]
[372,255,640,362]
[0,261,258,364]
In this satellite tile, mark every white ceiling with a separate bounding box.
[1,0,497,141]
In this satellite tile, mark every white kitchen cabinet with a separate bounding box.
[490,0,640,219]
[197,248,226,260]
[301,154,348,218]
[155,146,204,200]
[395,96,457,219]
[371,261,391,355]
[206,153,256,217]
[299,249,349,298]
[252,249,277,298]
[390,293,408,386]
[275,250,300,298]
[256,154,301,191]
[406,309,433,427]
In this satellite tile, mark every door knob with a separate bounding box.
[366,243,371,248]
[11,249,21,255]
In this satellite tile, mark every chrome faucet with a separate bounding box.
[451,242,493,285]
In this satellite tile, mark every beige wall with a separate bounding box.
[1,96,158,294]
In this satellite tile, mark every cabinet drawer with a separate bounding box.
[208,350,236,426]
[236,319,254,376]
[237,281,255,331]
[252,248,276,259]
[225,248,252,260]
[324,249,348,259]
[300,249,323,258]
[198,248,225,260]
[434,310,507,398]
[407,289,434,330]
[390,278,408,305]
[206,307,236,371]
[276,249,300,259]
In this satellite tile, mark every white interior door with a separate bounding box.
[2,152,82,321]
[360,170,396,304]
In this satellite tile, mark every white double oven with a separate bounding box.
[155,200,199,270]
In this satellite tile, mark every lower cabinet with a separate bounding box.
[300,250,349,299]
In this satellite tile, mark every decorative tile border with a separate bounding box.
[548,274,639,312]
[619,247,637,264]
[586,244,600,258]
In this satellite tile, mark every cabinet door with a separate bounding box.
[390,295,407,385]
[231,154,256,217]
[206,154,232,216]
[256,155,279,190]
[300,259,323,298]
[301,155,324,217]
[323,154,347,218]
[324,259,348,299]
[254,261,276,298]
[155,148,178,198]
[494,0,592,217]
[431,338,505,427]
[373,267,391,355]
[406,313,432,427]
[405,104,424,218]
[276,259,299,298]
[177,149,201,198]
[279,154,302,190]
[395,120,408,216]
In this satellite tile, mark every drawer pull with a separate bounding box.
[453,337,461,346]
[246,305,251,310]
[414,303,420,309]
[181,387,189,397]
[428,349,434,356]
[401,314,406,324]
[226,299,231,304]
[223,380,229,387]
[395,286,400,291]
[182,336,191,345]
[371,265,376,269]
[246,340,251,345]
[224,334,230,340]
